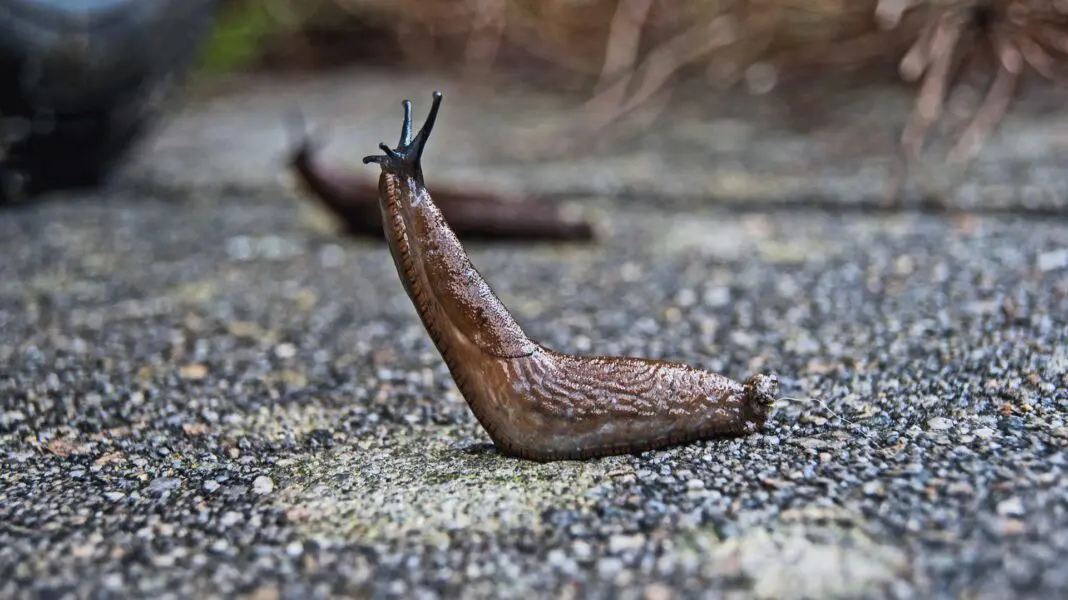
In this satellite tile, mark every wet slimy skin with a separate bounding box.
[362,91,778,462]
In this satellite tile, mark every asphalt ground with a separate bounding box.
[1,71,1067,599]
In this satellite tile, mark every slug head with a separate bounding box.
[362,90,443,184]
[283,107,327,168]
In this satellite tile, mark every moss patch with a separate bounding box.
[195,0,289,75]
[272,426,631,545]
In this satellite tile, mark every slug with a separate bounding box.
[287,120,384,237]
[363,91,778,462]
[287,114,596,242]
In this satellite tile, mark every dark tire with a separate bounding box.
[0,0,219,202]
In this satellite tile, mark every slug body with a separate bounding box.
[288,120,595,242]
[363,92,777,462]
[289,131,384,237]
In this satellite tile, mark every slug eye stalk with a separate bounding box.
[363,90,443,184]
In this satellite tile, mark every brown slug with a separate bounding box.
[287,115,596,242]
[362,91,778,462]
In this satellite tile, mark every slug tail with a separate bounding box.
[744,373,779,429]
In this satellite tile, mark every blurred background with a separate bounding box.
[5,0,1067,209]
[194,0,1065,161]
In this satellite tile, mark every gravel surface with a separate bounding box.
[1,180,1066,599]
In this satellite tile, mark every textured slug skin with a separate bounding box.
[364,91,778,462]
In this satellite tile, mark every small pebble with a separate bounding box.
[145,477,181,494]
[252,476,274,495]
[1036,248,1067,272]
[863,481,886,498]
[997,497,1025,517]
[927,417,953,431]
[608,534,645,554]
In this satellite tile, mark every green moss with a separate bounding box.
[195,0,289,75]
[268,427,627,544]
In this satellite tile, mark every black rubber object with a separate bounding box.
[0,0,218,202]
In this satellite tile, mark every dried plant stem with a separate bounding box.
[462,0,508,78]
[891,0,1068,168]
[582,13,738,133]
[595,0,655,92]
[900,8,968,159]
[947,62,1018,163]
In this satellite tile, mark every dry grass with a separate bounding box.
[883,1,1068,163]
[217,0,1068,199]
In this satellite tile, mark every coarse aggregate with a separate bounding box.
[1,187,1067,600]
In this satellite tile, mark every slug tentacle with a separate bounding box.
[398,100,414,148]
[363,90,442,185]
[364,91,778,462]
